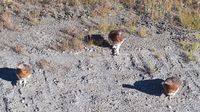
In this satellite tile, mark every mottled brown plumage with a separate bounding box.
[108,30,124,44]
[162,76,182,96]
[16,64,32,86]
[108,30,125,55]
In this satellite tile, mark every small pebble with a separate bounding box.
[21,97,25,103]
[167,105,172,109]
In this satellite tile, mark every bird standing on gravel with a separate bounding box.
[162,76,182,98]
[16,64,32,86]
[108,29,125,56]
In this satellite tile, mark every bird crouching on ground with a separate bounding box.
[108,29,125,56]
[16,64,32,86]
[162,76,182,98]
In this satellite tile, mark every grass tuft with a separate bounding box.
[97,20,117,33]
[179,40,200,62]
[194,33,200,39]
[0,10,20,31]
[2,0,13,4]
[179,9,200,31]
[25,10,41,25]
[136,26,151,38]
[89,1,112,17]
[125,18,138,33]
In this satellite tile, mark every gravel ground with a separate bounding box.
[0,4,200,112]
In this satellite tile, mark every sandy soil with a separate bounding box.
[0,4,200,112]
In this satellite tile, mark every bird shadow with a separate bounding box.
[122,79,164,96]
[0,67,18,86]
[84,34,111,48]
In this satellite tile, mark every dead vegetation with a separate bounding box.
[178,40,200,62]
[0,10,21,31]
[36,59,50,69]
[150,48,161,59]
[119,0,200,31]
[48,36,84,52]
[136,26,151,38]
[125,19,137,34]
[1,0,200,56]
[2,0,13,4]
[179,9,200,31]
[97,20,117,33]
[0,10,12,31]
[60,25,81,38]
[48,26,84,52]
[1,0,199,32]
[89,1,112,17]
[24,10,42,25]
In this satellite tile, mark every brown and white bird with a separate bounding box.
[108,29,125,55]
[162,76,182,97]
[16,64,32,86]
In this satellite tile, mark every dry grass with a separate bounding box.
[69,37,84,49]
[65,0,104,6]
[179,9,200,31]
[0,11,12,30]
[4,0,200,31]
[119,0,200,31]
[2,0,13,4]
[136,26,151,38]
[125,18,138,33]
[97,20,117,33]
[60,26,81,38]
[0,10,21,31]
[49,26,84,52]
[36,59,50,69]
[194,33,200,39]
[89,1,112,17]
[49,37,84,52]
[9,2,21,14]
[15,0,105,6]
[179,40,200,62]
[150,48,161,59]
[119,0,135,8]
[24,10,41,25]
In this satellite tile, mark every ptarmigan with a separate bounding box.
[108,29,125,55]
[162,76,182,97]
[16,64,32,86]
